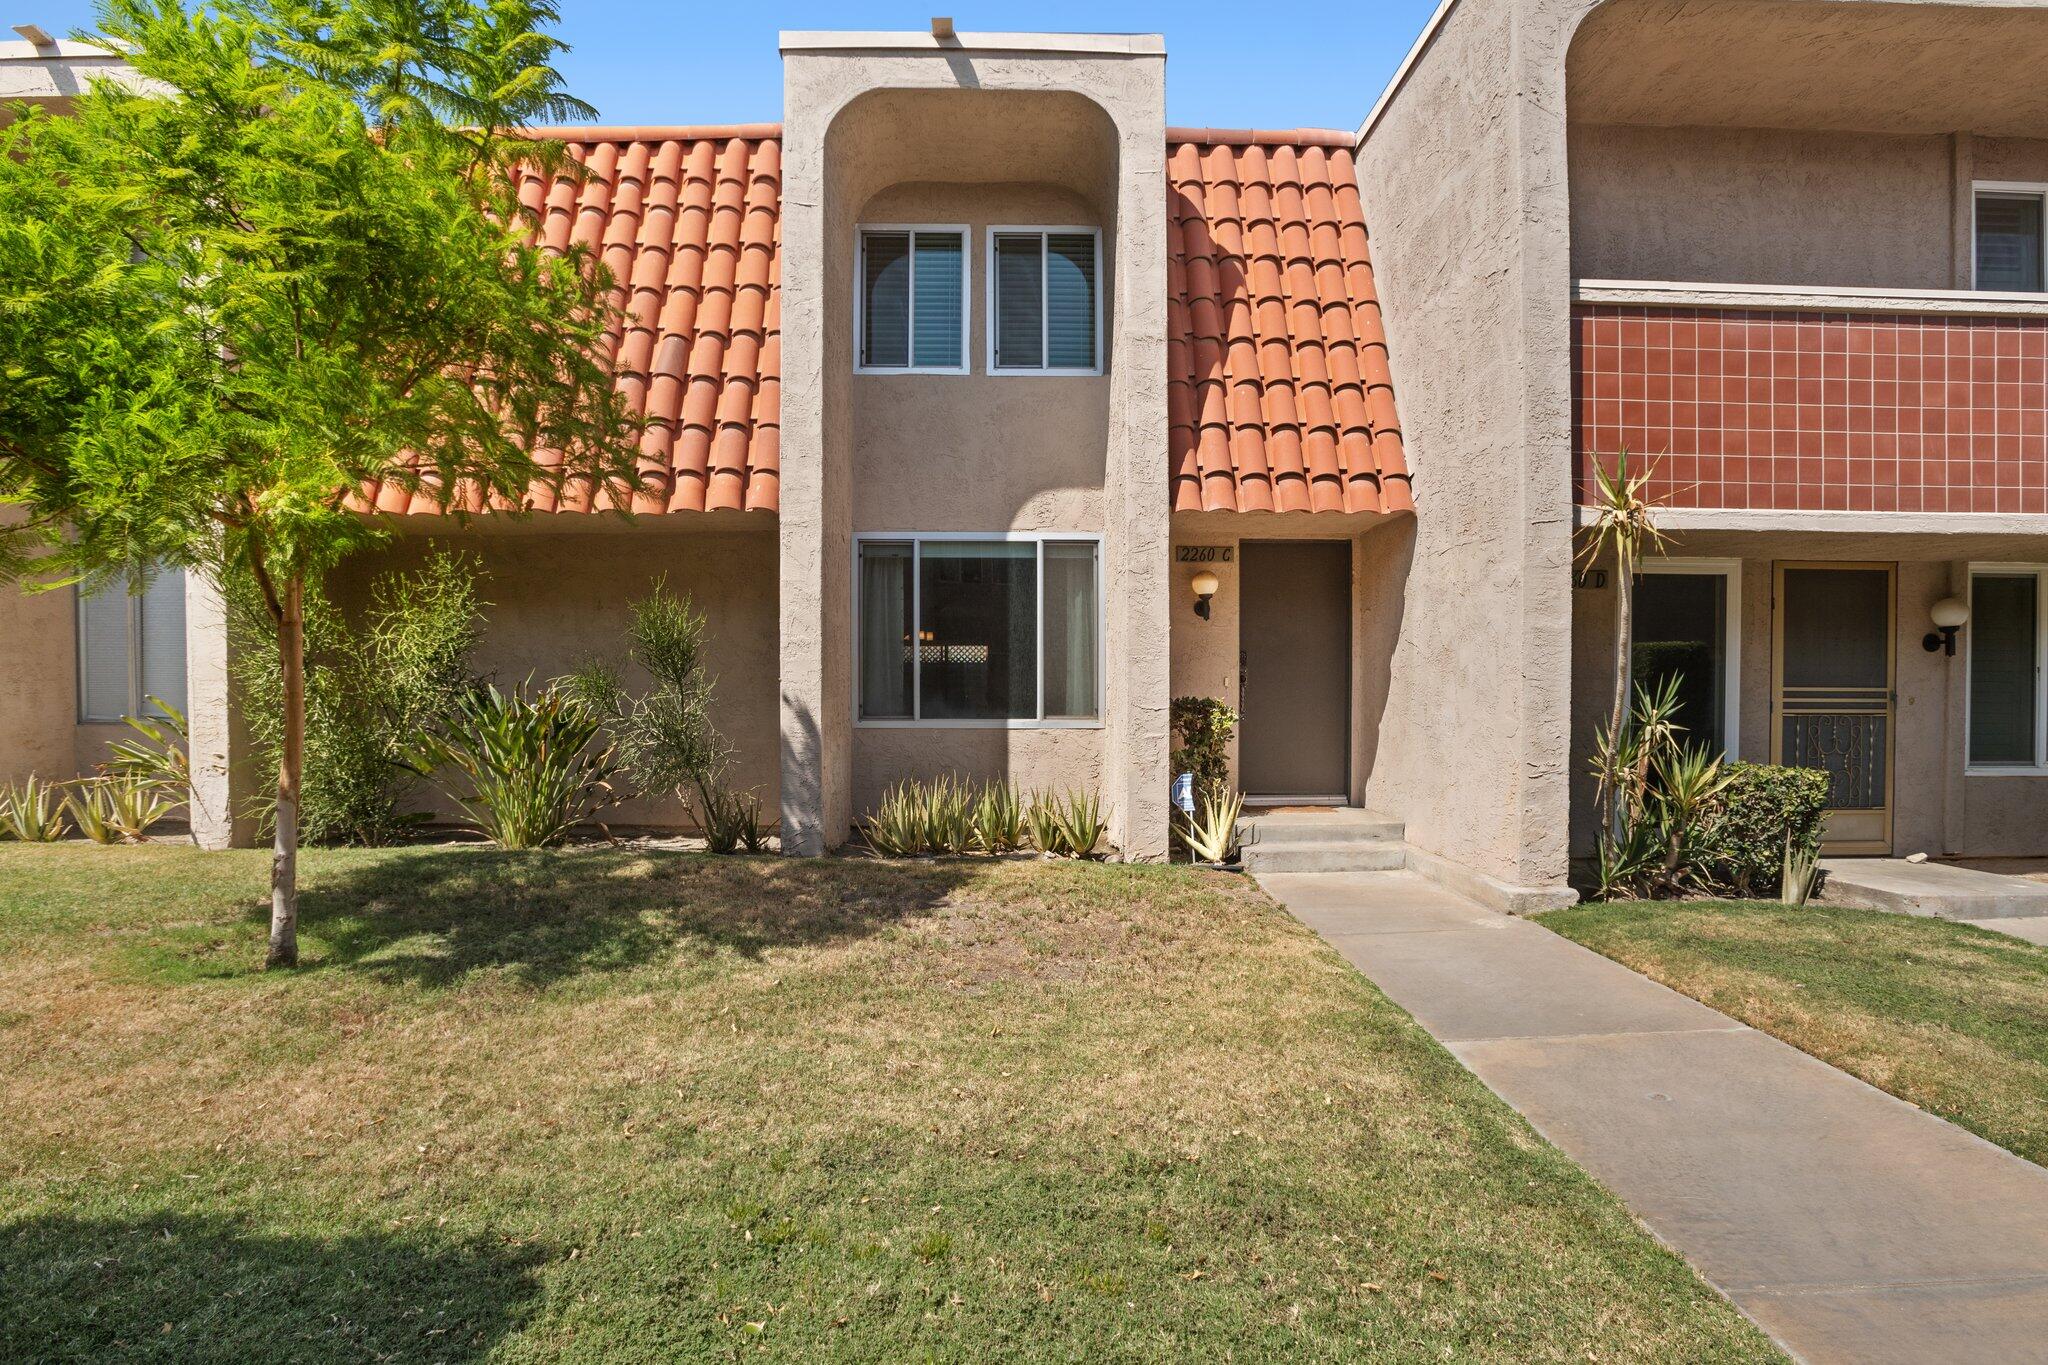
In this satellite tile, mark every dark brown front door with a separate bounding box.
[1772,563,1895,853]
[1238,541,1351,799]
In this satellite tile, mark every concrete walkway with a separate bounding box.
[1261,870,2048,1365]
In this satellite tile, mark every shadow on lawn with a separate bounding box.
[0,1211,546,1364]
[284,847,974,988]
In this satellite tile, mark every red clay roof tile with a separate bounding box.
[1168,130,1412,515]
[363,123,1408,520]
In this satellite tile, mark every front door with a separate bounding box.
[1238,541,1351,800]
[1773,563,1895,853]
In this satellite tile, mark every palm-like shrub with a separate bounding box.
[410,683,620,850]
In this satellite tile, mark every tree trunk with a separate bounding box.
[1602,552,1635,841]
[265,576,305,969]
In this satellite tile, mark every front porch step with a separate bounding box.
[1237,808,1407,874]
[1240,840,1406,874]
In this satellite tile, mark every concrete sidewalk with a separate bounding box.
[1261,870,2048,1365]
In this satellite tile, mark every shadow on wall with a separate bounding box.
[0,1211,547,1364]
[269,846,973,990]
[1353,517,1414,804]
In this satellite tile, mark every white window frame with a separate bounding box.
[1631,558,1742,759]
[1963,562,2048,775]
[853,224,971,376]
[985,225,1104,377]
[1970,182,2048,292]
[75,570,186,723]
[852,531,1105,730]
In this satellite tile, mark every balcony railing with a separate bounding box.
[1573,280,2048,514]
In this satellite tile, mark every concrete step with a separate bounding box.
[1240,840,1406,874]
[1237,808,1405,846]
[1819,857,2048,921]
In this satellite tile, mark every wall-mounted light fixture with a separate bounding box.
[1923,596,1968,656]
[1191,570,1219,620]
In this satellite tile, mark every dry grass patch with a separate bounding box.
[1543,898,2048,1166]
[0,844,1776,1362]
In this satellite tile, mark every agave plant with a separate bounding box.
[1051,789,1107,860]
[1024,790,1066,857]
[0,776,67,842]
[862,780,929,857]
[972,782,1026,853]
[697,783,768,854]
[1780,831,1821,907]
[63,779,121,845]
[921,775,975,855]
[1179,784,1244,865]
[409,683,621,850]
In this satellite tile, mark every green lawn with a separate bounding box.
[1543,899,2048,1166]
[0,844,1776,1362]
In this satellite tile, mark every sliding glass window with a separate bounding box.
[856,537,1101,725]
[857,227,968,372]
[1970,569,2045,768]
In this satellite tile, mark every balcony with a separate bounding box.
[1573,282,2048,514]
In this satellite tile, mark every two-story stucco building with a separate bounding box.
[10,2,2048,909]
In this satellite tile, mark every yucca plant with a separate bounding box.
[1051,789,1107,860]
[1594,816,1661,901]
[1578,445,1673,838]
[863,781,929,856]
[1179,784,1244,865]
[410,683,621,850]
[1647,745,1732,895]
[0,776,67,842]
[972,781,1027,853]
[63,779,121,844]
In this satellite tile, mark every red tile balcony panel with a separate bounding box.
[1575,302,2048,513]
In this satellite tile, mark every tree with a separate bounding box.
[1577,446,1672,840]
[0,0,638,966]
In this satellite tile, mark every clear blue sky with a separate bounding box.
[21,1,1440,129]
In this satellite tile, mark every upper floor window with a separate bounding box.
[78,566,187,722]
[989,228,1101,375]
[857,227,968,373]
[1974,186,2046,292]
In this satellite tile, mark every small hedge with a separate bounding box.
[1692,762,1831,898]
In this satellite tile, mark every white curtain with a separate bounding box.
[1043,542,1097,719]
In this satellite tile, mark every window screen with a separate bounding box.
[1971,574,2038,765]
[78,566,188,722]
[860,229,964,370]
[1631,572,1729,755]
[1977,193,2045,292]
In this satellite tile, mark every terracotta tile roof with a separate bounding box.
[1167,129,1412,514]
[361,123,1412,520]
[355,124,784,516]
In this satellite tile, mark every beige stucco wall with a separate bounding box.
[1570,530,2048,861]
[332,521,780,830]
[1571,124,2048,289]
[781,34,1170,856]
[1353,0,1578,889]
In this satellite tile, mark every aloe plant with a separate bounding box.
[410,683,621,850]
[972,782,1027,853]
[1179,785,1244,865]
[63,779,121,844]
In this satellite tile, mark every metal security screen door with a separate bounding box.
[1772,563,1895,853]
[1238,541,1351,800]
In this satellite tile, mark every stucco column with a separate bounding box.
[183,571,258,849]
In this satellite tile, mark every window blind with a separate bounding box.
[1045,234,1097,369]
[1977,194,2044,292]
[77,583,131,723]
[910,233,963,369]
[139,568,188,715]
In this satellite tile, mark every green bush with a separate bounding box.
[1692,762,1831,898]
[234,549,484,844]
[1170,696,1237,803]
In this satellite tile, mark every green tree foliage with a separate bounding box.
[0,0,638,964]
[232,548,484,845]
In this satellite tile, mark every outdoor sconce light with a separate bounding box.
[1923,596,1969,656]
[1191,570,1220,620]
